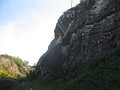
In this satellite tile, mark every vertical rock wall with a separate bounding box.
[36,0,120,79]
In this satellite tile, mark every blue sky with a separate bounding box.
[0,0,80,65]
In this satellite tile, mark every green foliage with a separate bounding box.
[1,54,29,67]
[0,69,18,78]
[13,57,25,67]
[0,69,8,77]
[0,54,29,78]
[23,60,29,66]
[21,47,120,90]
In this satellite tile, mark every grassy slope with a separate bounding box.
[17,47,120,90]
[0,55,27,78]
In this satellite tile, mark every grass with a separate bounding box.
[19,47,120,90]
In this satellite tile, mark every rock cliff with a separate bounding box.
[36,0,120,79]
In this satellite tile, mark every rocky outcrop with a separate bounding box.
[0,55,20,75]
[36,0,120,79]
[0,55,31,77]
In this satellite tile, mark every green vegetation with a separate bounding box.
[0,54,29,78]
[0,78,20,90]
[13,57,28,67]
[0,69,19,78]
[1,48,120,90]
[21,47,120,90]
[0,69,8,77]
[1,54,29,66]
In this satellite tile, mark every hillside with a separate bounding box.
[0,55,20,78]
[15,47,120,90]
[5,48,120,90]
[0,0,120,90]
[0,54,34,90]
[0,54,30,78]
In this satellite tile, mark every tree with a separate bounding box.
[13,57,24,67]
[23,60,29,66]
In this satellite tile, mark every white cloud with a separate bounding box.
[0,0,80,65]
[0,10,56,65]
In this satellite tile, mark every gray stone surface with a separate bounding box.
[36,0,120,79]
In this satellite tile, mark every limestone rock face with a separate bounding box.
[36,0,120,79]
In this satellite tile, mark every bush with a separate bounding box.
[0,69,8,77]
[1,54,29,67]
[13,57,24,67]
[0,54,29,78]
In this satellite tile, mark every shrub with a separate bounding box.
[0,69,8,77]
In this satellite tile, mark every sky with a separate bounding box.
[0,0,80,65]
